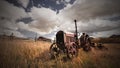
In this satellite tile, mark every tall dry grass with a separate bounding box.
[0,39,120,68]
[0,39,51,68]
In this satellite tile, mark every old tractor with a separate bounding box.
[49,20,79,59]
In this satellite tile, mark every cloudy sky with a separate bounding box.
[0,0,120,39]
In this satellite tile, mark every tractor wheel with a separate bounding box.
[49,43,59,59]
[83,43,91,51]
[73,44,79,57]
[67,45,78,59]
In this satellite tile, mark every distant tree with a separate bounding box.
[10,33,14,40]
[109,35,120,38]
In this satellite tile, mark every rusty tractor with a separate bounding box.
[49,20,79,59]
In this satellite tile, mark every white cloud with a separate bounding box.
[18,0,29,8]
[56,1,60,4]
[56,0,72,5]
[29,7,58,32]
[15,7,60,37]
[0,0,28,20]
[65,0,71,3]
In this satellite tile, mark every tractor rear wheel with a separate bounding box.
[67,45,78,59]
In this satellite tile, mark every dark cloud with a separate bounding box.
[60,0,120,20]
[16,17,33,24]
[5,0,24,8]
[78,19,120,32]
[30,0,76,13]
[58,0,120,37]
[89,28,120,37]
[5,0,76,13]
[106,15,120,21]
[58,18,120,34]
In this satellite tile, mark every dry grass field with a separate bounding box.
[0,39,120,68]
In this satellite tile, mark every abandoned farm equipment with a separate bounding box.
[49,20,80,59]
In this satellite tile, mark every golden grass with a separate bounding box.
[0,39,120,68]
[0,39,51,68]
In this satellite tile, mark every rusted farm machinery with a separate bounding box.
[49,20,79,59]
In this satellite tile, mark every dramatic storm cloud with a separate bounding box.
[0,0,28,37]
[60,0,120,20]
[58,0,120,37]
[0,0,120,39]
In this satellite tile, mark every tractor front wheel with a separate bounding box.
[49,43,60,59]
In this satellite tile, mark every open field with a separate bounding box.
[0,39,120,68]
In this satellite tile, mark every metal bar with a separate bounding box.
[74,20,78,44]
